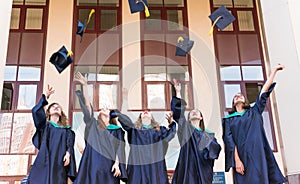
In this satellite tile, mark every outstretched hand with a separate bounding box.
[74,71,88,85]
[46,84,55,100]
[275,64,285,71]
[172,78,181,93]
[165,112,173,125]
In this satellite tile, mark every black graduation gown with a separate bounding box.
[170,96,221,184]
[115,111,176,184]
[28,94,76,184]
[222,83,287,184]
[74,91,127,184]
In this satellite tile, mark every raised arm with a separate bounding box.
[261,64,284,93]
[74,72,92,116]
[113,110,134,132]
[254,64,284,113]
[171,78,187,123]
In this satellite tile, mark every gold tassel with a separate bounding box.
[177,36,184,43]
[67,51,73,57]
[84,9,95,31]
[138,0,150,18]
[209,16,222,36]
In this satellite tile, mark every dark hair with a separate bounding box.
[46,103,68,127]
[187,109,205,131]
[228,93,250,114]
[97,112,118,130]
[134,113,160,131]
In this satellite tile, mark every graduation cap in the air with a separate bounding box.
[76,9,95,41]
[49,46,73,73]
[128,0,150,18]
[175,36,194,57]
[208,5,235,36]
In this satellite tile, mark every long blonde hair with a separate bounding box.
[134,113,160,131]
[46,103,68,127]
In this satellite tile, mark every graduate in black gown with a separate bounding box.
[222,64,287,184]
[170,79,221,184]
[114,91,176,184]
[28,85,76,184]
[73,72,127,184]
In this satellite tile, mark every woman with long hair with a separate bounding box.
[171,79,221,184]
[73,72,127,184]
[222,64,287,183]
[28,85,76,184]
[114,94,176,184]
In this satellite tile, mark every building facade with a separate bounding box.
[0,0,300,183]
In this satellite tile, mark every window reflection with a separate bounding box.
[234,0,253,8]
[147,84,165,109]
[245,83,261,104]
[4,66,17,81]
[242,66,263,81]
[17,85,37,110]
[97,66,119,81]
[17,66,41,81]
[213,0,233,7]
[25,0,46,5]
[25,9,43,30]
[167,10,183,30]
[165,0,184,7]
[224,84,241,108]
[1,83,14,110]
[144,66,166,81]
[167,65,189,81]
[74,66,97,81]
[11,113,35,153]
[101,10,117,30]
[10,8,20,29]
[220,66,241,81]
[145,11,162,30]
[99,84,118,109]
[237,11,255,31]
[77,0,97,6]
[0,113,13,153]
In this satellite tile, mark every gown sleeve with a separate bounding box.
[171,96,193,145]
[66,129,77,181]
[253,82,276,114]
[116,129,128,182]
[204,137,222,160]
[222,118,236,172]
[31,94,48,149]
[75,90,93,124]
[115,110,135,132]
[160,122,176,142]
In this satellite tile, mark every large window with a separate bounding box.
[72,0,122,111]
[0,0,48,183]
[211,0,277,151]
[141,0,193,110]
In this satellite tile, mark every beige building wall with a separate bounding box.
[0,0,13,103]
[43,0,74,113]
[260,0,300,180]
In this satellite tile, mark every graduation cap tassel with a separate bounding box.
[209,16,222,36]
[84,9,95,32]
[177,36,184,43]
[67,51,73,57]
[137,0,150,18]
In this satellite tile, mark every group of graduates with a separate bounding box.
[24,64,287,184]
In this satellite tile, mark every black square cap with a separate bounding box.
[175,36,194,57]
[208,5,235,33]
[49,46,73,73]
[76,9,95,40]
[76,21,85,37]
[128,0,150,17]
